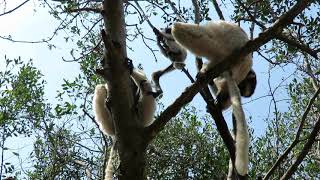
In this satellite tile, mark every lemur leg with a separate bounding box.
[224,71,249,177]
[152,64,175,96]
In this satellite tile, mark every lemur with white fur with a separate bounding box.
[171,20,253,177]
[153,25,256,109]
[152,27,187,95]
[93,67,156,179]
[93,68,156,136]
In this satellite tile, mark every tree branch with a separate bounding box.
[236,0,265,29]
[191,0,201,23]
[165,0,185,22]
[236,0,318,60]
[280,116,320,180]
[181,68,236,162]
[66,7,101,13]
[275,34,318,59]
[103,0,127,55]
[73,159,92,180]
[211,0,225,20]
[0,0,30,17]
[263,87,320,180]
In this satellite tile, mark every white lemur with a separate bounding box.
[93,68,156,136]
[172,20,251,176]
[171,21,254,109]
[172,20,252,77]
[133,0,187,96]
[152,27,188,95]
[152,26,256,102]
[93,67,156,179]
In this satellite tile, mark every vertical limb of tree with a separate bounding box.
[280,116,320,180]
[181,68,236,163]
[102,0,126,55]
[101,0,148,179]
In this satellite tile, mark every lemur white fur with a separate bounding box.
[225,72,249,176]
[94,69,156,179]
[105,145,116,180]
[131,68,157,127]
[93,84,113,135]
[93,69,156,136]
[172,21,253,108]
[172,20,250,176]
[227,131,235,180]
[172,20,252,82]
[209,68,257,110]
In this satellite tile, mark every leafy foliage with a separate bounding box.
[146,107,229,179]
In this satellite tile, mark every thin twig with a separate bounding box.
[0,0,29,16]
[280,116,320,180]
[275,34,318,59]
[165,0,185,22]
[83,109,108,145]
[264,88,320,179]
[235,0,265,29]
[65,7,101,13]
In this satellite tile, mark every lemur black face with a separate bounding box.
[164,28,172,34]
[238,70,257,97]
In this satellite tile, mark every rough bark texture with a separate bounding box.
[102,0,148,179]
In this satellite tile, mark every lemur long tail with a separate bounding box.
[224,71,249,176]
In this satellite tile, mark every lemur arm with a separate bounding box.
[151,64,175,96]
